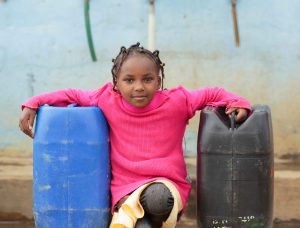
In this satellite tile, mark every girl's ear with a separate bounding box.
[114,82,118,91]
[157,76,161,89]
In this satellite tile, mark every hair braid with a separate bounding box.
[111,42,165,90]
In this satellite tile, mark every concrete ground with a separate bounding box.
[0,152,300,227]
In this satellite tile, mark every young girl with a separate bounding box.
[19,43,251,228]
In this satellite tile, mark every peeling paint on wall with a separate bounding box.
[27,73,35,97]
[0,0,299,157]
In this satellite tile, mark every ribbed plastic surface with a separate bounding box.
[33,105,111,228]
[197,105,273,228]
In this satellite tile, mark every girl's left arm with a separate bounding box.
[186,87,252,122]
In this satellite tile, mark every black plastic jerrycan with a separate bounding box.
[197,105,273,228]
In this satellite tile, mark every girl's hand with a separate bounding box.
[225,107,248,123]
[19,107,37,139]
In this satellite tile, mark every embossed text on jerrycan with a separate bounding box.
[33,105,111,228]
[197,105,273,228]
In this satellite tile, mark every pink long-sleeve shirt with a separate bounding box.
[22,82,251,212]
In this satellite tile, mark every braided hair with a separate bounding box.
[111,42,165,90]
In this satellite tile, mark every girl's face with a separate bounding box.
[116,54,161,107]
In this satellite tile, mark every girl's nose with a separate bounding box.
[134,81,144,91]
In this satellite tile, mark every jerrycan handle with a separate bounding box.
[41,104,78,107]
[230,112,237,130]
[68,103,78,107]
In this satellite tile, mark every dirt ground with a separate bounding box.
[1,153,299,227]
[0,219,299,228]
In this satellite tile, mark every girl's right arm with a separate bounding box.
[19,107,36,138]
[19,88,95,138]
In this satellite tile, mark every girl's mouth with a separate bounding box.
[132,96,147,101]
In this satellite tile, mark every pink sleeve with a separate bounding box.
[182,87,252,118]
[21,88,96,110]
[21,83,113,110]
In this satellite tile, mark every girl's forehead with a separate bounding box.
[123,53,155,64]
[120,54,159,72]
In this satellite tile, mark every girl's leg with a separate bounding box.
[138,183,174,228]
[135,215,152,228]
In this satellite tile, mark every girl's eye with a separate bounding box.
[124,78,133,83]
[144,77,153,83]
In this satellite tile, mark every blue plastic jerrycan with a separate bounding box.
[33,105,111,228]
[197,105,273,228]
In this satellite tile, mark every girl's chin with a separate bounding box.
[130,99,150,108]
[131,102,149,108]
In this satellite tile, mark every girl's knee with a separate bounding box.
[140,183,174,216]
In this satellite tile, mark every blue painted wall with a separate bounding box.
[0,0,299,157]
